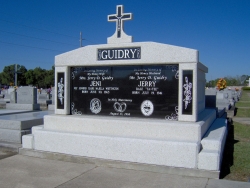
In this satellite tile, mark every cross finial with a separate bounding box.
[107,5,133,44]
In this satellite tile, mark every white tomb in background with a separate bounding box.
[22,5,227,178]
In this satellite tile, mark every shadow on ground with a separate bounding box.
[219,119,238,179]
[0,148,17,160]
[234,107,238,116]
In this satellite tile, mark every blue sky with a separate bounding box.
[0,0,249,81]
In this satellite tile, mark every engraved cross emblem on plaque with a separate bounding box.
[108,5,132,38]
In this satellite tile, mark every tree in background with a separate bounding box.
[24,67,54,88]
[206,80,217,87]
[17,65,27,85]
[0,64,54,88]
[33,67,47,88]
[224,76,238,86]
[44,66,55,88]
[206,75,249,87]
[24,69,35,86]
[0,64,27,86]
[25,66,54,88]
[0,65,15,85]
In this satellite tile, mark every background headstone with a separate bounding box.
[3,93,11,102]
[48,87,55,111]
[1,90,6,96]
[216,91,231,110]
[51,87,55,105]
[7,88,15,94]
[37,94,51,109]
[205,88,217,108]
[222,89,235,106]
[6,87,40,110]
[10,91,17,103]
[38,93,48,101]
[17,87,37,104]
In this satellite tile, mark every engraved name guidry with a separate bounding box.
[98,47,140,60]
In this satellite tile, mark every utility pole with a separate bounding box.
[15,64,17,86]
[80,32,82,47]
[14,64,21,86]
[80,31,85,47]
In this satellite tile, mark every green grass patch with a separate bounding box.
[236,108,250,117]
[242,86,250,91]
[222,122,250,181]
[236,102,250,108]
[227,141,250,181]
[235,90,250,116]
[239,91,250,101]
[234,122,250,141]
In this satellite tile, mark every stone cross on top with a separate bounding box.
[107,5,133,44]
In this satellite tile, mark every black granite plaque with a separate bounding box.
[57,72,65,109]
[70,65,179,119]
[182,70,193,115]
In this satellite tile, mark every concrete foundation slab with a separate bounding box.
[1,154,249,188]
[206,179,250,188]
[0,155,95,188]
[56,166,208,188]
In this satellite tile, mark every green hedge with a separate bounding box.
[242,86,250,90]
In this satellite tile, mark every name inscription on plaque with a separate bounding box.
[71,65,179,119]
[97,47,141,60]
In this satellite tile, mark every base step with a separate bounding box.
[198,118,228,171]
[19,148,220,179]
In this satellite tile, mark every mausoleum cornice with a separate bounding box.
[55,41,199,67]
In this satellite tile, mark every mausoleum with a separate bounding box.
[22,5,227,178]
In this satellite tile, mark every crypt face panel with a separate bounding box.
[70,65,179,119]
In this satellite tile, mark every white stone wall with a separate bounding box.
[197,63,208,114]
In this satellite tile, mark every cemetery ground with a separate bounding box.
[0,147,17,160]
[220,88,250,182]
